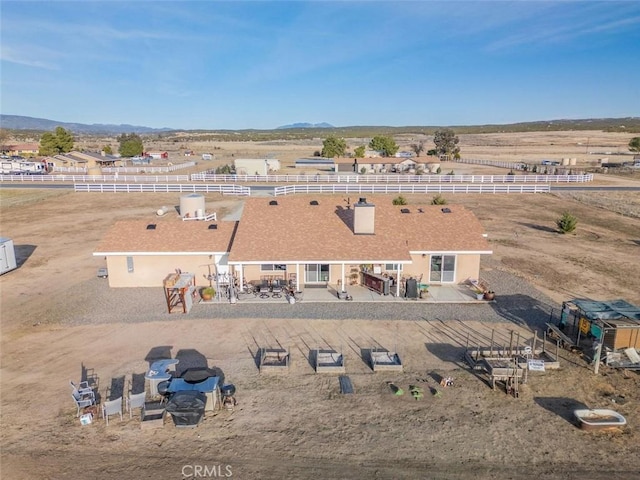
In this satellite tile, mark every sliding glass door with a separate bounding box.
[305,264,330,283]
[430,255,456,282]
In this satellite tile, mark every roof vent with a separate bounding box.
[400,208,410,214]
[441,208,452,213]
[146,224,157,230]
[208,224,218,230]
[418,208,424,213]
[269,200,278,206]
[310,200,319,205]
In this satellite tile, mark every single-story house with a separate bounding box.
[333,157,427,174]
[4,143,40,157]
[234,158,280,175]
[94,220,237,288]
[94,195,492,292]
[47,151,121,169]
[228,196,491,293]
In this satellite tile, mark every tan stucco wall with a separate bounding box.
[106,255,214,287]
[453,255,481,284]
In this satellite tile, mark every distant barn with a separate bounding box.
[294,157,335,171]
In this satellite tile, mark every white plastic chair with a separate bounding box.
[126,392,146,419]
[102,397,123,425]
[71,392,95,417]
[70,380,94,398]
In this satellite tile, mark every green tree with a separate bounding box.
[556,211,578,234]
[354,145,365,157]
[433,128,460,159]
[102,145,113,155]
[392,195,408,205]
[321,135,346,158]
[431,194,447,205]
[410,141,424,157]
[39,126,75,156]
[629,137,640,153]
[118,133,144,157]
[369,135,399,157]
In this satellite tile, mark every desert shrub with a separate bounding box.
[215,164,234,174]
[556,211,578,234]
[436,167,442,174]
[431,194,447,205]
[392,195,408,205]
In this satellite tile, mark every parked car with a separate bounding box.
[97,267,108,278]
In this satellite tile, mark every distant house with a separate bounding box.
[47,150,120,169]
[5,143,40,157]
[333,157,426,174]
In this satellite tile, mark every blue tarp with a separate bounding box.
[572,299,640,322]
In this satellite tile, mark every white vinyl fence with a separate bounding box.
[1,174,189,182]
[74,184,251,195]
[273,184,551,196]
[191,173,593,184]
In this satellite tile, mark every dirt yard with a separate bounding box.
[1,132,640,479]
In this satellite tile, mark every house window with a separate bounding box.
[430,255,455,282]
[126,256,134,273]
[384,264,403,272]
[260,264,286,271]
[305,264,329,283]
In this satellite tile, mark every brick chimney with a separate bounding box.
[353,197,375,235]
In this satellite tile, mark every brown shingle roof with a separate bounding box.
[228,196,491,263]
[94,220,236,254]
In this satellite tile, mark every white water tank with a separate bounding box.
[180,193,205,218]
[156,206,169,216]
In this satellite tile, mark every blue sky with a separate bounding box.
[1,1,639,130]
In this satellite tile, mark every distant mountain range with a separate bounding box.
[276,122,334,129]
[1,114,638,136]
[0,115,172,134]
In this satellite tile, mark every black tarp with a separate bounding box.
[165,391,207,427]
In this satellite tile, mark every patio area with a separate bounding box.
[233,283,485,304]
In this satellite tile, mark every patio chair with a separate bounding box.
[258,281,270,299]
[102,397,123,425]
[126,391,146,419]
[271,279,283,298]
[70,380,94,398]
[71,391,96,417]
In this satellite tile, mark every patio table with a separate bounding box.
[146,359,179,396]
